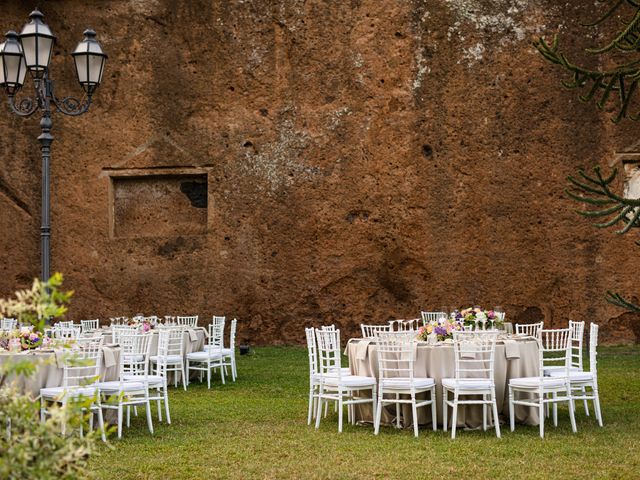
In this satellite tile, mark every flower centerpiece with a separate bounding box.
[454,307,503,330]
[417,317,463,342]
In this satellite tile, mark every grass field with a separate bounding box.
[89,346,640,479]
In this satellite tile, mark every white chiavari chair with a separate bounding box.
[543,320,588,414]
[548,323,603,426]
[515,321,544,337]
[420,311,448,326]
[186,322,225,388]
[374,331,437,437]
[150,327,187,390]
[360,324,392,338]
[1,318,17,331]
[442,331,500,439]
[212,315,226,327]
[509,328,577,438]
[39,335,106,440]
[97,332,154,438]
[177,315,198,328]
[314,328,377,433]
[80,319,99,333]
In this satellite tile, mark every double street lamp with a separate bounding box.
[0,9,106,282]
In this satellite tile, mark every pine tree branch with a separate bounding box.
[606,290,640,311]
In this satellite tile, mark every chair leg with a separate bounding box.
[552,392,558,427]
[411,392,419,438]
[567,386,577,433]
[157,398,162,422]
[96,401,106,442]
[431,387,437,431]
[451,392,459,439]
[164,386,171,424]
[307,386,314,425]
[509,386,515,432]
[395,393,400,428]
[593,384,603,427]
[231,356,237,381]
[219,360,225,385]
[182,363,187,391]
[145,399,154,434]
[126,406,131,428]
[371,387,377,428]
[338,392,344,433]
[538,389,545,438]
[483,394,487,431]
[117,404,123,439]
[40,399,46,423]
[315,386,324,429]
[207,362,212,389]
[443,389,448,432]
[374,389,382,435]
[582,386,590,416]
[491,390,501,439]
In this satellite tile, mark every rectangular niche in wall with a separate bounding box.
[109,171,208,238]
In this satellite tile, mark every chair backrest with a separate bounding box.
[228,319,237,350]
[112,325,139,345]
[452,331,498,382]
[321,324,336,331]
[81,319,99,332]
[388,319,420,332]
[177,315,198,327]
[315,328,343,380]
[515,321,544,337]
[157,327,185,358]
[537,328,571,379]
[304,327,318,378]
[62,335,104,388]
[360,323,392,338]
[589,323,599,376]
[207,321,225,353]
[1,318,17,330]
[212,315,226,326]
[376,331,416,382]
[568,320,585,370]
[54,325,82,340]
[119,332,152,378]
[420,311,448,326]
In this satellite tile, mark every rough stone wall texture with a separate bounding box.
[1,0,640,344]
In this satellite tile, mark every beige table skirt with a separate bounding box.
[0,346,121,398]
[346,337,540,429]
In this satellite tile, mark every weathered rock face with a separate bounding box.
[1,0,639,344]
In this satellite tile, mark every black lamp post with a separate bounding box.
[0,9,106,282]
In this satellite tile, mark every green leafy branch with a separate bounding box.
[566,166,640,311]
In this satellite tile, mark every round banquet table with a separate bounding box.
[0,345,121,398]
[345,336,540,429]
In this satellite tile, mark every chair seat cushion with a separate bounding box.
[381,377,435,390]
[204,346,235,355]
[322,375,376,388]
[40,386,97,399]
[186,351,223,361]
[442,378,493,390]
[548,370,594,381]
[122,374,165,385]
[509,376,567,388]
[96,380,146,392]
[543,366,582,376]
[150,355,183,364]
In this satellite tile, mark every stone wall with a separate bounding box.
[1,0,639,344]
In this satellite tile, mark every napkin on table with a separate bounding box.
[503,339,520,359]
[355,339,373,361]
[102,346,116,368]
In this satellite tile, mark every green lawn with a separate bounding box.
[89,346,640,479]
